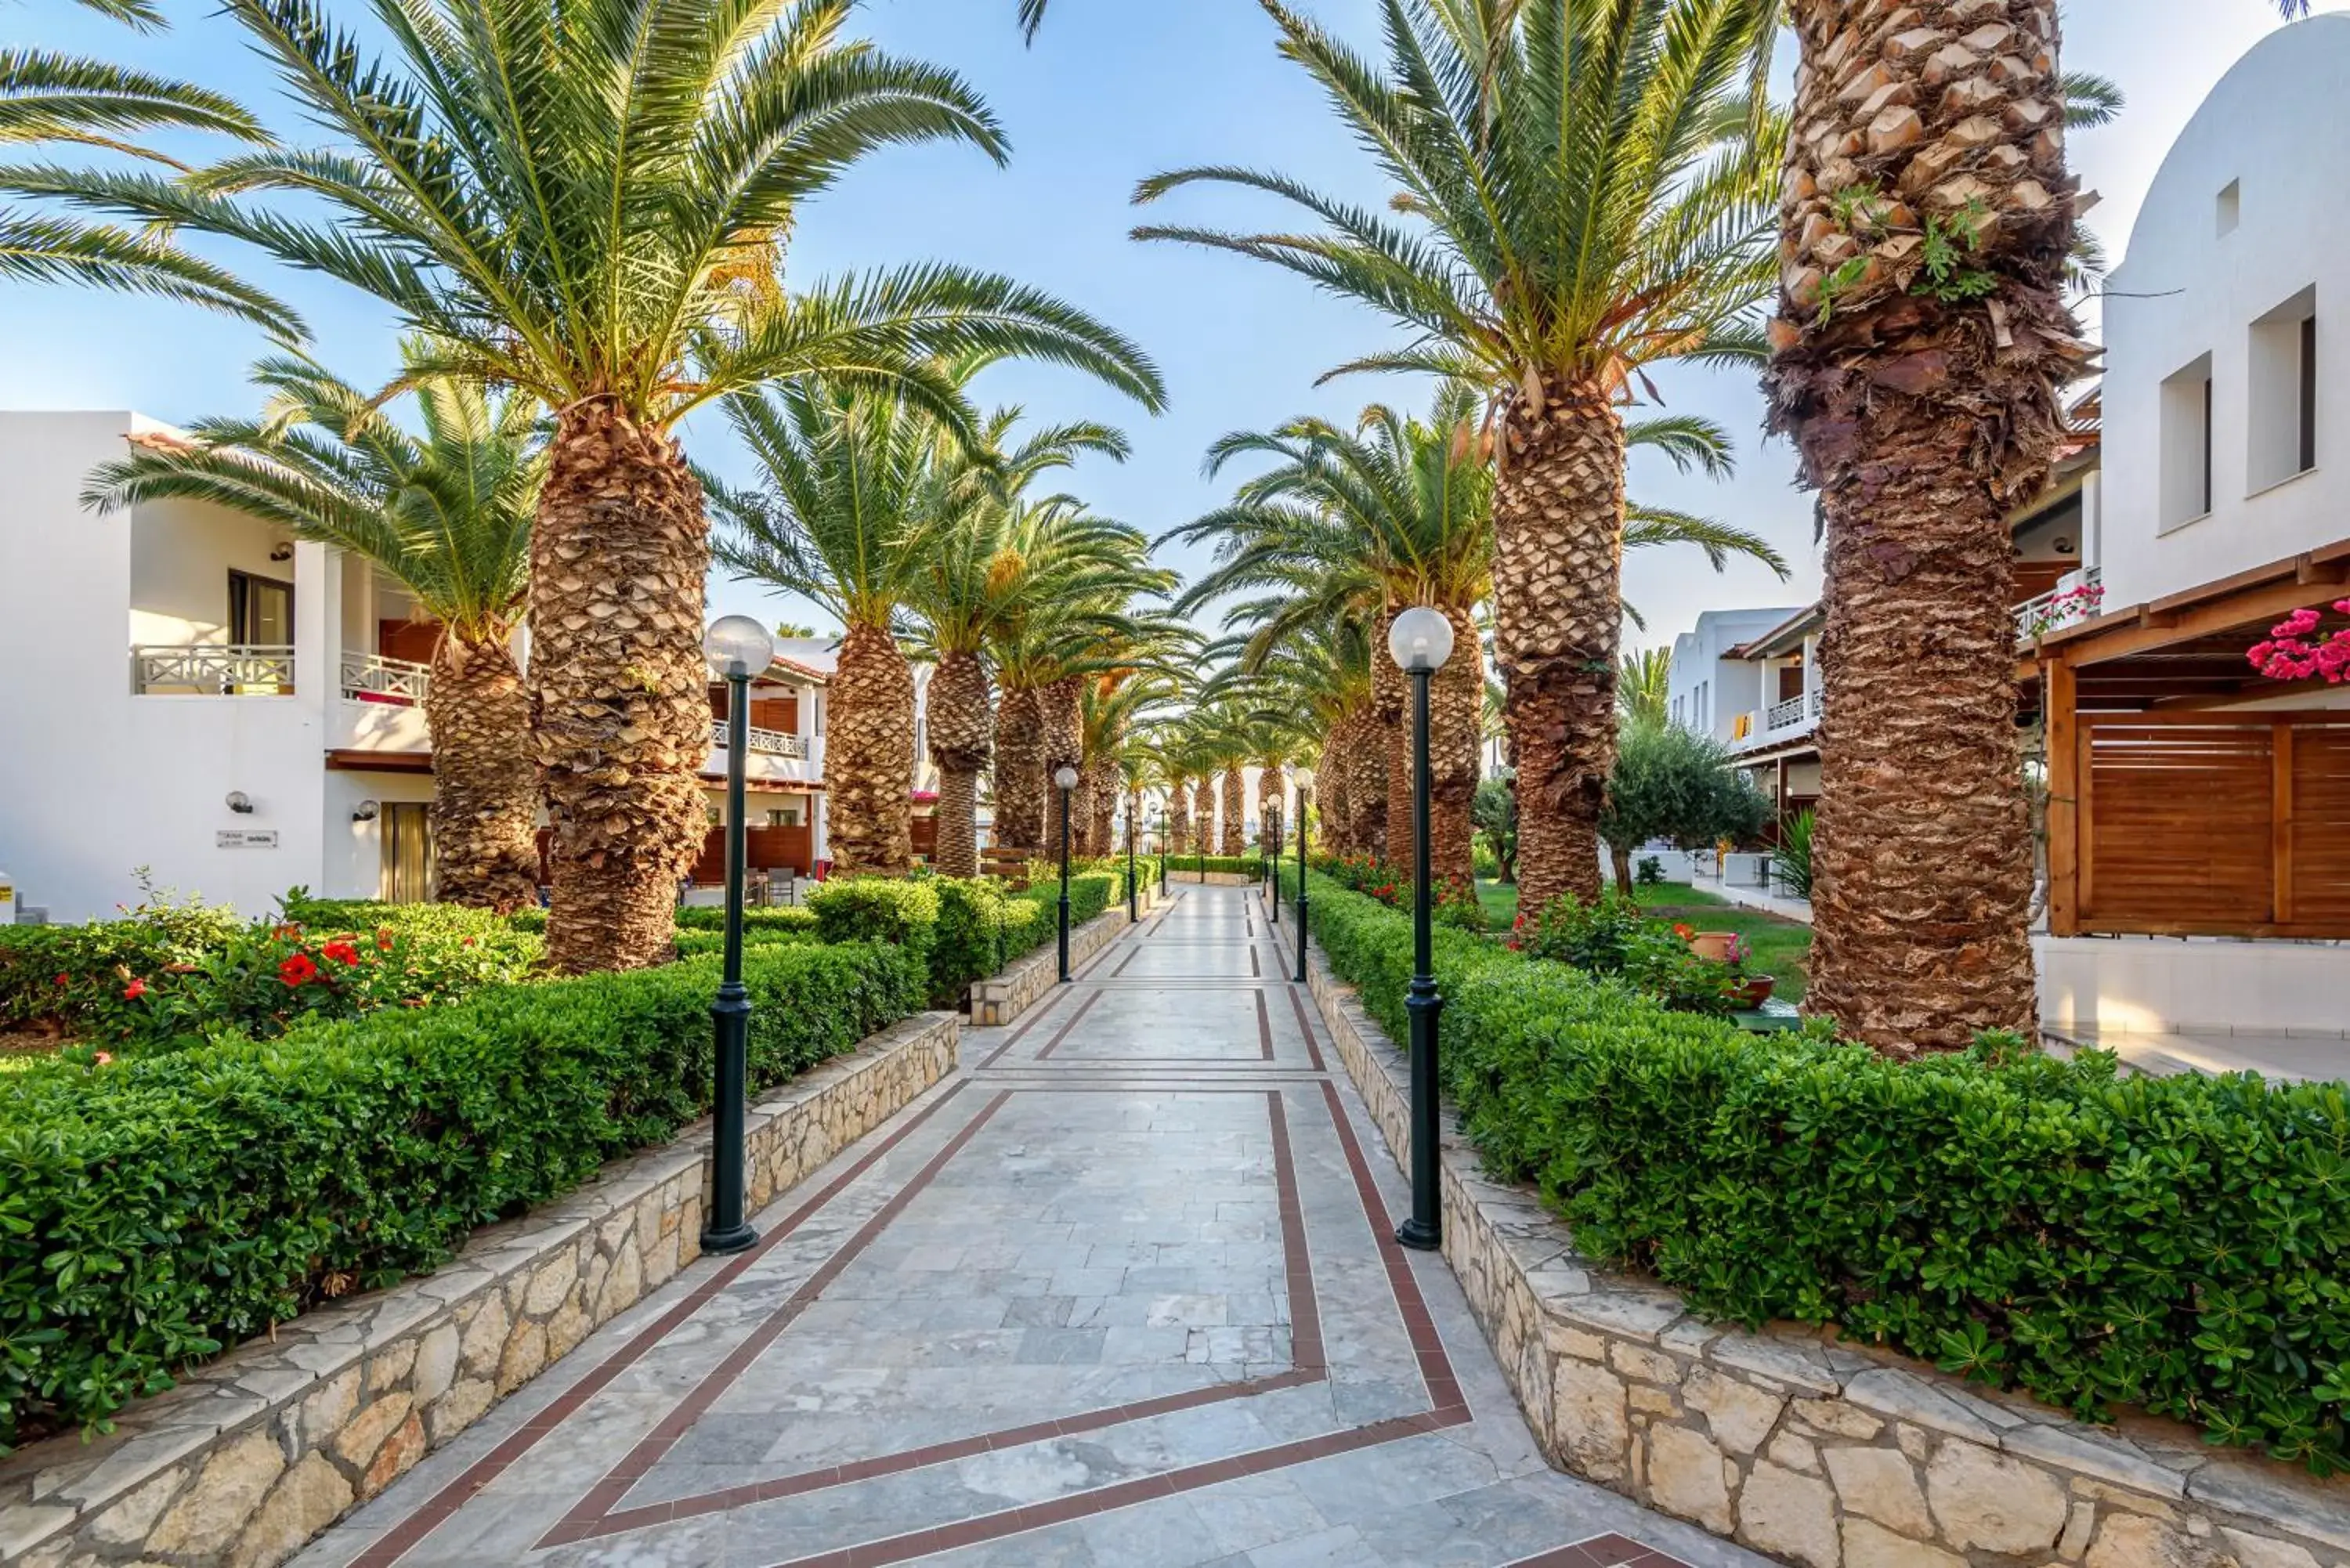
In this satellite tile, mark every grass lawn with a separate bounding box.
[1474,877,1812,1003]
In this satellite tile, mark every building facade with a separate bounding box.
[0,411,829,922]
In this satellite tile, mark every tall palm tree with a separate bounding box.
[88,349,542,909]
[1761,1,2121,1050]
[1618,649,1672,730]
[2,0,284,324]
[1136,0,1778,930]
[16,0,1163,969]
[713,379,977,877]
[906,456,1138,876]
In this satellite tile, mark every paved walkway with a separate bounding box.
[294,887,1766,1568]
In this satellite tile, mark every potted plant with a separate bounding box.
[1721,934,1774,1009]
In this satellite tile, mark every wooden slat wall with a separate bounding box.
[2292,728,2350,924]
[2075,714,2350,937]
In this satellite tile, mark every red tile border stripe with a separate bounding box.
[1282,982,1330,1072]
[540,1089,1329,1548]
[1505,1535,1697,1567]
[1029,988,1103,1060]
[345,1078,977,1568]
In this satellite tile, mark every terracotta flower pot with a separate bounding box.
[1689,930,1741,963]
[1730,974,1776,1010]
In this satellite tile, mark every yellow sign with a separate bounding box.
[1731,714,1753,740]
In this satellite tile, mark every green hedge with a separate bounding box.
[0,939,924,1447]
[1170,854,1265,877]
[675,905,819,937]
[1292,869,2350,1473]
[810,873,1121,1008]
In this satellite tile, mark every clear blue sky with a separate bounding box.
[2,0,2335,650]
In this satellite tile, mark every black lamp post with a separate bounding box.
[1054,764,1079,981]
[1126,792,1139,921]
[1154,809,1168,894]
[1292,766,1314,984]
[1267,771,1282,926]
[699,614,776,1256]
[1388,605,1454,1252]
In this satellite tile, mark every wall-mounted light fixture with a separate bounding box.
[268,541,295,563]
[225,791,255,815]
[352,800,381,823]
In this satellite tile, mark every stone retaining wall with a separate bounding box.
[1302,950,2350,1568]
[968,894,1152,1027]
[0,1012,959,1568]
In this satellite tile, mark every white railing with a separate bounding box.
[341,652,431,706]
[132,644,295,695]
[2016,567,2105,644]
[1766,693,1810,732]
[710,721,809,759]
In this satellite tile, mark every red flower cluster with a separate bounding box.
[2248,598,2350,685]
[122,978,147,1000]
[279,953,320,988]
[322,940,360,966]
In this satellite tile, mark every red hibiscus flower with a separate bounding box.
[279,953,320,988]
[53,973,68,987]
[322,940,360,966]
[375,927,395,951]
[122,978,147,1000]
[1672,923,1695,941]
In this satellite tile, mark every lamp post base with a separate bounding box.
[700,1220,758,1255]
[1394,1216,1441,1251]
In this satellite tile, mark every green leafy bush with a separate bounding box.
[3,895,540,1055]
[674,905,819,937]
[671,924,819,959]
[1165,854,1265,878]
[1524,894,1740,1016]
[1298,871,2350,1473]
[0,939,924,1448]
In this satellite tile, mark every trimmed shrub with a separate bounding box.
[0,938,924,1447]
[671,925,819,959]
[1163,854,1264,878]
[675,905,819,937]
[3,898,540,1054]
[1296,870,2350,1474]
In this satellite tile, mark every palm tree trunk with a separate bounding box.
[1428,605,1483,897]
[927,649,991,878]
[1495,378,1624,927]
[1168,775,1191,858]
[1769,0,2077,1053]
[992,683,1044,856]
[1220,770,1243,858]
[827,620,916,876]
[423,632,538,914]
[1040,676,1082,854]
[533,397,708,973]
[1369,605,1403,864]
[1193,780,1214,855]
[1085,756,1119,855]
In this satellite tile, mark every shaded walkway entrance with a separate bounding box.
[297,887,1765,1567]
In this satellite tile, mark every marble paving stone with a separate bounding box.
[291,887,1758,1568]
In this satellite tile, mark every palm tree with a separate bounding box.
[714,379,981,877]
[1762,0,2124,1050]
[16,0,1163,969]
[1618,649,1672,730]
[87,349,542,909]
[906,456,1139,877]
[1136,0,1778,930]
[2,0,284,325]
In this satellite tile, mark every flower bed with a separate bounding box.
[0,939,925,1448]
[1287,867,2350,1476]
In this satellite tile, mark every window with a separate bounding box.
[228,570,294,645]
[2249,285,2317,493]
[2218,179,2240,238]
[379,804,436,903]
[2160,353,2214,529]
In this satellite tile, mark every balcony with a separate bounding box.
[1735,688,1822,753]
[710,721,809,760]
[132,643,294,695]
[2016,567,2105,645]
[342,652,431,706]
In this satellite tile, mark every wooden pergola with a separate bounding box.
[2017,538,2350,939]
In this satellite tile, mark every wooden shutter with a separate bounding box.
[2083,721,2274,930]
[2290,724,2350,925]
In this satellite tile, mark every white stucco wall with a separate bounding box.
[2037,934,2348,1036]
[2102,16,2350,608]
[1664,607,1799,744]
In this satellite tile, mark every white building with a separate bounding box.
[0,412,830,923]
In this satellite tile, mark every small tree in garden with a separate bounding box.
[1599,724,1769,896]
[1473,772,1518,886]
